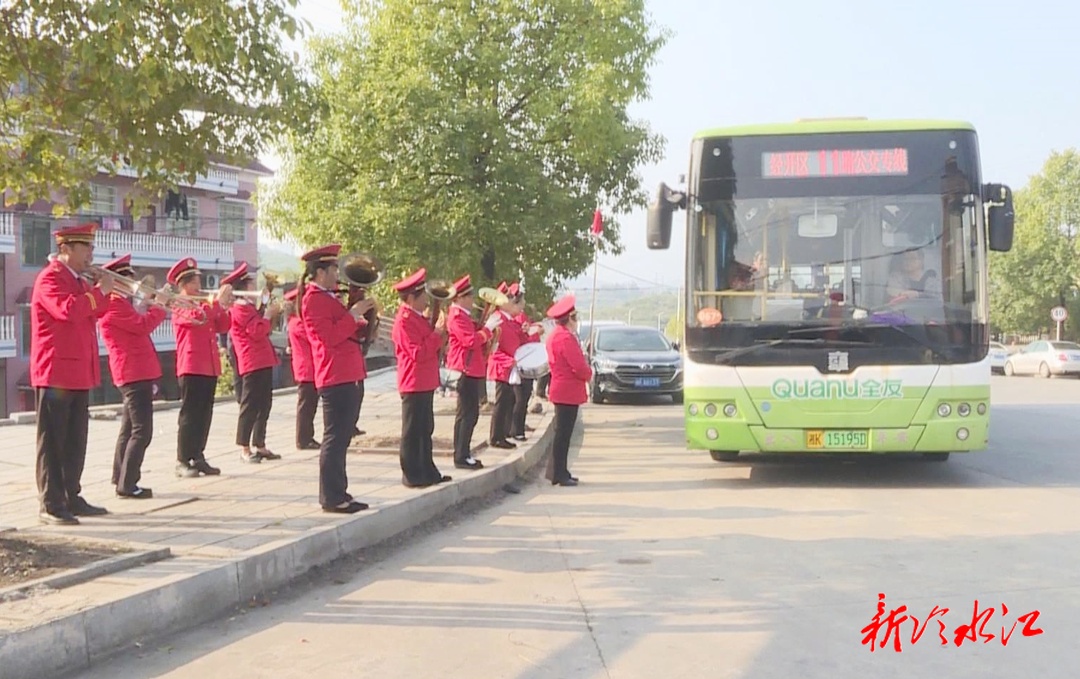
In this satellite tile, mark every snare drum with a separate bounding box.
[513,343,549,379]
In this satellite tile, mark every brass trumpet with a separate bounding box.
[83,265,206,320]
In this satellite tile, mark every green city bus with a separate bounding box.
[647,118,1014,461]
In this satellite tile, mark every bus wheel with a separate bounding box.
[710,451,739,462]
[922,453,950,462]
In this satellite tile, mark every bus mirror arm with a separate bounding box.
[983,183,1015,253]
[647,182,686,251]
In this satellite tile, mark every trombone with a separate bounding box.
[84,265,207,321]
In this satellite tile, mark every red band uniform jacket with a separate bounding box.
[446,304,493,379]
[393,303,444,393]
[228,302,280,376]
[486,310,526,382]
[30,260,108,390]
[174,301,231,377]
[287,315,315,384]
[99,295,167,386]
[546,324,593,405]
[301,284,368,390]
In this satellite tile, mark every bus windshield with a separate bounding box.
[685,130,988,366]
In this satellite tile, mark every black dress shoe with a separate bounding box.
[437,474,452,483]
[490,440,516,449]
[193,460,221,476]
[298,441,321,450]
[402,477,434,488]
[39,509,79,525]
[117,487,153,499]
[552,478,579,486]
[455,459,484,470]
[69,496,108,516]
[322,500,369,514]
[256,449,282,460]
[511,434,527,442]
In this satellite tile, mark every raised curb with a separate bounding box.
[0,411,556,679]
[0,547,172,604]
[0,364,399,426]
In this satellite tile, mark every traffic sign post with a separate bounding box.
[1051,306,1068,341]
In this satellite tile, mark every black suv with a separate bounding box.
[587,326,683,404]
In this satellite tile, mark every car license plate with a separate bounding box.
[634,377,661,388]
[806,429,868,450]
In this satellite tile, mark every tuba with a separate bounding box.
[340,252,384,354]
[477,286,510,353]
[425,279,457,329]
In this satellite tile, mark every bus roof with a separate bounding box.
[692,118,976,139]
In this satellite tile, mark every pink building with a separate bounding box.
[0,160,273,417]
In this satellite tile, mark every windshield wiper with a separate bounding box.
[712,337,871,364]
[786,323,952,362]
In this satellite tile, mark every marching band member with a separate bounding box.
[299,244,374,513]
[508,282,541,441]
[170,257,232,478]
[545,295,591,486]
[487,281,523,449]
[392,268,451,488]
[99,255,166,499]
[284,287,320,450]
[446,274,502,470]
[31,223,112,525]
[225,263,282,464]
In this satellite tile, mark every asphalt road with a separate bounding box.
[78,374,1080,678]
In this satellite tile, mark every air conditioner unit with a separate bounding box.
[204,274,219,288]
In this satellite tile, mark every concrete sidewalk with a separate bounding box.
[0,367,554,679]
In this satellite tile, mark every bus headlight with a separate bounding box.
[706,428,719,440]
[977,403,987,415]
[957,428,970,441]
[688,404,699,416]
[957,403,971,417]
[937,403,951,417]
[703,403,718,417]
[723,403,738,417]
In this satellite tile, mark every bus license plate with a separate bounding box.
[806,430,868,450]
[634,377,661,388]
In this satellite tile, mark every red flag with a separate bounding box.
[590,209,603,237]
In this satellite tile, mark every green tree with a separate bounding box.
[989,149,1080,337]
[1,0,315,212]
[259,0,668,304]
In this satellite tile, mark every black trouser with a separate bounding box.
[112,381,154,492]
[536,373,550,399]
[178,374,217,463]
[319,381,362,508]
[401,390,440,485]
[547,404,579,483]
[488,381,514,443]
[229,345,242,403]
[511,378,534,437]
[453,375,483,463]
[35,387,90,513]
[296,381,319,447]
[236,367,273,448]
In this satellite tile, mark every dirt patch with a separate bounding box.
[0,535,132,589]
[350,436,459,452]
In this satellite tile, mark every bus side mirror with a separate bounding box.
[647,182,686,250]
[985,183,1015,252]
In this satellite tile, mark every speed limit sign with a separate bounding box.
[1051,306,1068,323]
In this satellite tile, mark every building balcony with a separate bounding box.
[93,228,236,272]
[97,318,176,356]
[0,211,14,254]
[113,165,239,196]
[0,313,15,359]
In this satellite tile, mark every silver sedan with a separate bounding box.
[1003,340,1080,378]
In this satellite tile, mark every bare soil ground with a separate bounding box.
[0,535,132,589]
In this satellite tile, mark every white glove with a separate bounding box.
[484,314,502,331]
[527,324,541,336]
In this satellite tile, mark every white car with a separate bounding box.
[989,341,1009,374]
[1003,340,1080,378]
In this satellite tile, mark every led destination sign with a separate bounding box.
[762,148,909,179]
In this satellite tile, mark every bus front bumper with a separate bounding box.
[686,420,989,454]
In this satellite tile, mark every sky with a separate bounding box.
[260,0,1080,292]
